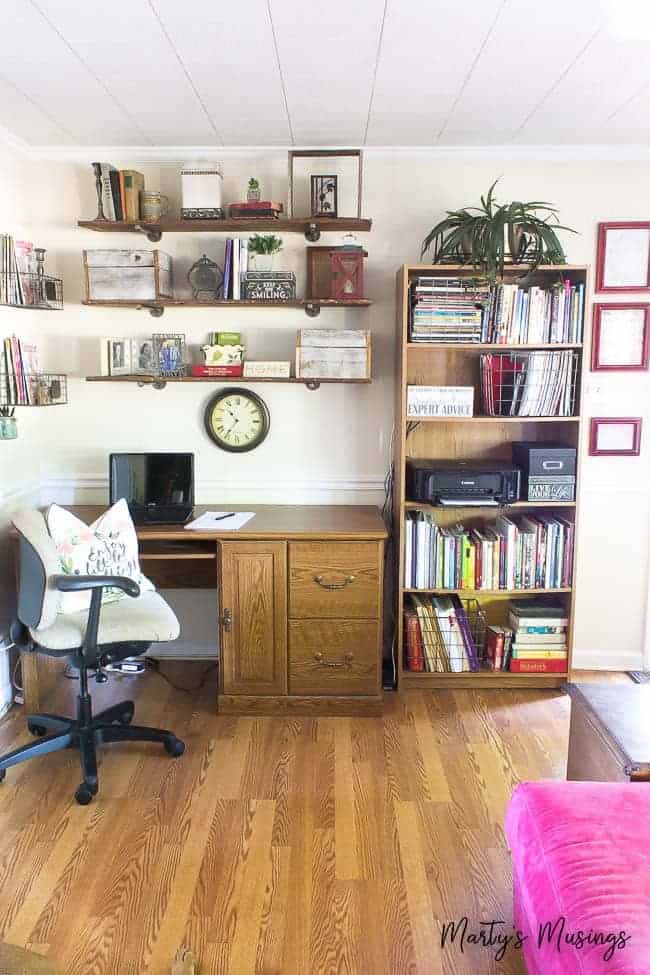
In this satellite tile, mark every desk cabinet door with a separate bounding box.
[220,541,287,696]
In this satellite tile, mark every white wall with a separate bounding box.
[2,146,650,668]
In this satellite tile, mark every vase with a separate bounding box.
[252,254,273,272]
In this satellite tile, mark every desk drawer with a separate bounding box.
[289,542,380,619]
[289,620,379,696]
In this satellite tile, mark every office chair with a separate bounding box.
[0,509,185,805]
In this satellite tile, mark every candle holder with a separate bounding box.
[92,162,106,221]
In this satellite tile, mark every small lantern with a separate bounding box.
[329,240,366,300]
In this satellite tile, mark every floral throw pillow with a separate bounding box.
[46,499,154,615]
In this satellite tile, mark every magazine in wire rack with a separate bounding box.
[480,350,579,417]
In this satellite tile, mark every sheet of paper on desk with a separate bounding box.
[184,511,256,531]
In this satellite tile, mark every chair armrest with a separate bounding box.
[53,574,141,598]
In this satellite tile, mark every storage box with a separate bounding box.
[512,441,577,502]
[296,329,371,380]
[83,250,173,302]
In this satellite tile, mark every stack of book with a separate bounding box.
[222,239,249,300]
[482,280,584,344]
[94,164,144,222]
[404,512,574,591]
[409,277,490,343]
[506,599,568,673]
[2,335,41,405]
[403,594,481,672]
[481,350,578,417]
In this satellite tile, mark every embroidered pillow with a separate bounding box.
[46,499,154,614]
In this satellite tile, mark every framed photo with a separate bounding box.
[152,333,186,377]
[310,175,338,218]
[107,338,132,376]
[132,338,156,375]
[596,222,650,292]
[591,304,650,371]
[589,417,642,456]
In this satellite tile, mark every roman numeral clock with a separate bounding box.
[204,388,271,452]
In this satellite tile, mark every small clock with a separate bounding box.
[204,388,270,452]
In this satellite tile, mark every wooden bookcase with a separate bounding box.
[393,263,590,689]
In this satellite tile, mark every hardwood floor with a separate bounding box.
[0,668,596,974]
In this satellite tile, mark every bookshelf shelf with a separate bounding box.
[394,262,589,689]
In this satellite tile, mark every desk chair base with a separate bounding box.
[0,692,185,805]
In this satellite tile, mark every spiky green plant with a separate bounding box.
[248,233,282,256]
[421,180,576,284]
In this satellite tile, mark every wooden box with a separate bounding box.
[83,249,173,301]
[296,329,371,380]
[306,246,367,300]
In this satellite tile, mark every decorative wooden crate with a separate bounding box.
[306,247,367,300]
[296,329,371,380]
[83,249,173,301]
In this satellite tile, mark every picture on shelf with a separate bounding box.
[153,333,186,377]
[135,339,155,374]
[107,338,131,376]
[310,175,338,218]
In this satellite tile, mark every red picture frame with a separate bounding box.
[591,304,650,371]
[589,417,642,456]
[596,222,650,293]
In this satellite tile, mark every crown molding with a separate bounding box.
[10,142,650,164]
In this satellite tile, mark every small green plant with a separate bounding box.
[248,233,283,256]
[421,180,576,285]
[248,178,260,190]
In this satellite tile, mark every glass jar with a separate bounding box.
[0,416,17,440]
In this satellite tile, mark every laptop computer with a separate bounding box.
[109,452,195,525]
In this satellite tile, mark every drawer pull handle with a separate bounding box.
[314,652,354,668]
[223,608,233,632]
[313,574,355,590]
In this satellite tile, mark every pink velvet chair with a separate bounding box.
[505,781,650,974]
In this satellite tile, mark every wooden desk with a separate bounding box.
[17,505,387,716]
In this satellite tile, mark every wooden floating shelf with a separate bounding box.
[82,297,371,318]
[86,375,371,389]
[78,216,372,242]
[403,500,577,509]
[407,342,583,351]
[405,415,579,424]
[401,587,572,596]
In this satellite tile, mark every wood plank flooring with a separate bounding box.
[0,669,608,974]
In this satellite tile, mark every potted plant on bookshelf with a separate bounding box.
[420,180,575,285]
[248,233,283,272]
[247,178,261,203]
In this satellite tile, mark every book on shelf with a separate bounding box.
[506,598,567,672]
[408,276,584,345]
[480,350,577,417]
[509,658,567,673]
[403,511,574,591]
[92,165,144,222]
[2,334,41,405]
[404,593,480,673]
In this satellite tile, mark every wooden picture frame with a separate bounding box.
[288,149,363,219]
[589,417,642,456]
[596,222,650,292]
[591,304,650,371]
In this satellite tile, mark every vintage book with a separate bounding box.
[511,623,565,635]
[191,364,243,378]
[109,170,123,221]
[122,170,145,222]
[509,658,568,673]
[511,631,566,644]
[223,239,233,298]
[403,605,425,672]
[511,649,568,659]
[232,240,240,300]
[486,625,507,670]
[210,332,242,346]
[98,163,116,221]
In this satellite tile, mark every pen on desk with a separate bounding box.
[213,513,236,521]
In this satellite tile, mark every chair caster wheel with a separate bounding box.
[164,736,185,757]
[0,769,5,783]
[75,784,94,805]
[27,722,47,737]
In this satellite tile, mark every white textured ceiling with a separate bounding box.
[1,0,649,148]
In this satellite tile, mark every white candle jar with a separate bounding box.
[181,162,224,219]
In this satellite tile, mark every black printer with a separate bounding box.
[406,460,521,506]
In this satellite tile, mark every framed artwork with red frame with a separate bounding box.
[596,222,650,292]
[591,304,650,371]
[589,417,642,456]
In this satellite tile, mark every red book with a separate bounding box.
[403,606,425,672]
[509,658,568,674]
[191,364,243,378]
[227,200,283,212]
[485,626,505,670]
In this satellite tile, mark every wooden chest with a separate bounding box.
[83,249,173,301]
[566,683,650,782]
[296,329,371,381]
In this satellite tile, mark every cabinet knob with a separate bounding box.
[314,652,354,668]
[313,574,355,590]
[223,608,233,632]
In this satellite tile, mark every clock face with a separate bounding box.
[204,388,270,452]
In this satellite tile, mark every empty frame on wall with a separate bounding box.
[592,304,650,371]
[589,417,643,456]
[596,222,650,292]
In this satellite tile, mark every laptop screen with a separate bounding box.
[110,453,194,509]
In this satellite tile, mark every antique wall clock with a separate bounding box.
[204,388,270,452]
